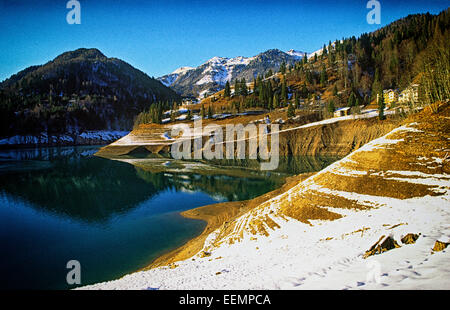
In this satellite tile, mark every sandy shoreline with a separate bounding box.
[143,172,316,270]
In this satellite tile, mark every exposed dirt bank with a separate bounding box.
[144,172,315,270]
[278,116,401,156]
[96,113,403,158]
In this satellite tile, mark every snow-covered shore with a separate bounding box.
[80,105,450,290]
[0,130,129,147]
[82,193,450,290]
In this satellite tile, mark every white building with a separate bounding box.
[398,84,419,105]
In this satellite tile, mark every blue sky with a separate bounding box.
[0,0,448,81]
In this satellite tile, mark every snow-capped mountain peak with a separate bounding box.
[172,66,194,75]
[205,56,227,65]
[157,48,307,98]
[286,49,306,59]
[159,67,195,87]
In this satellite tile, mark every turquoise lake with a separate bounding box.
[0,146,338,289]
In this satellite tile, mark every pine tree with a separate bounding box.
[233,100,239,113]
[295,94,301,108]
[378,91,386,120]
[327,100,335,114]
[371,68,382,101]
[330,50,336,64]
[281,78,288,103]
[320,66,328,86]
[272,93,279,110]
[280,61,286,74]
[224,81,231,97]
[301,82,308,99]
[305,69,313,84]
[287,102,295,118]
[234,79,239,96]
[241,78,248,96]
[348,92,356,107]
[259,82,265,104]
[201,104,206,118]
[267,81,273,107]
[239,97,244,113]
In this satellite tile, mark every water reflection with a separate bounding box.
[0,147,304,223]
[0,146,339,289]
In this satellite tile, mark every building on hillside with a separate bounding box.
[182,97,198,105]
[383,89,399,107]
[398,84,419,105]
[334,107,351,117]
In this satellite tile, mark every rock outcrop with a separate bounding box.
[401,233,420,244]
[432,240,450,252]
[363,235,401,258]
